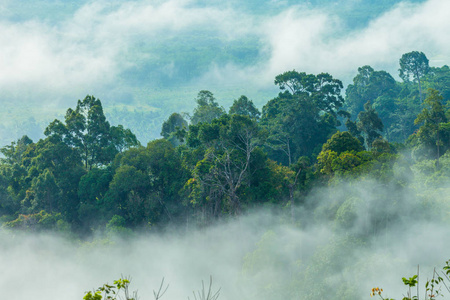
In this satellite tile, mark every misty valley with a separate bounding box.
[1,50,450,299]
[2,0,450,299]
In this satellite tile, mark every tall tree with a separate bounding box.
[345,65,398,120]
[229,95,261,119]
[357,101,384,149]
[263,70,344,164]
[186,114,265,216]
[413,88,449,166]
[160,112,188,146]
[45,95,137,170]
[161,113,188,138]
[274,70,344,115]
[191,90,225,125]
[399,51,430,102]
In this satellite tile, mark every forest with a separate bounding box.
[0,50,449,235]
[2,50,450,299]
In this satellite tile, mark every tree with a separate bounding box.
[109,125,140,154]
[0,135,33,165]
[229,95,261,119]
[413,88,449,166]
[262,71,344,165]
[321,131,364,154]
[191,90,225,125]
[345,65,398,117]
[356,101,384,149]
[26,135,85,224]
[274,70,344,115]
[146,139,188,222]
[399,51,430,101]
[77,167,113,229]
[422,65,450,101]
[30,168,59,212]
[160,112,188,146]
[161,113,188,138]
[186,114,265,216]
[45,95,137,170]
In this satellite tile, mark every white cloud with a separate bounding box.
[202,0,450,88]
[0,0,449,102]
[0,0,255,99]
[0,19,118,96]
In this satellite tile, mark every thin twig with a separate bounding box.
[153,278,169,300]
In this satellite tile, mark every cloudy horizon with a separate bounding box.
[1,0,449,145]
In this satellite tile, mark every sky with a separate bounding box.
[1,0,448,93]
[0,0,449,144]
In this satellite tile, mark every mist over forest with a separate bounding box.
[2,0,450,299]
[1,0,447,145]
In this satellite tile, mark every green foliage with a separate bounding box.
[83,277,137,300]
[345,65,398,118]
[191,90,226,125]
[399,51,429,101]
[411,88,450,163]
[160,112,188,145]
[3,210,69,232]
[372,259,450,300]
[321,131,364,154]
[229,95,261,119]
[317,149,374,177]
[263,70,344,164]
[2,52,450,235]
[45,95,138,170]
[356,101,384,149]
[185,114,267,218]
[105,215,134,237]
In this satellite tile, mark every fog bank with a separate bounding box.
[2,174,449,300]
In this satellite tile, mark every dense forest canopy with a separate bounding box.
[2,51,450,235]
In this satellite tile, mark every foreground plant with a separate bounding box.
[371,260,450,300]
[83,276,219,300]
[83,278,138,300]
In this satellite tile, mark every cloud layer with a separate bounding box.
[1,0,449,99]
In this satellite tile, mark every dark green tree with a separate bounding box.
[399,51,430,101]
[146,139,188,222]
[274,70,344,115]
[161,112,188,146]
[345,65,398,117]
[263,71,344,164]
[45,95,137,170]
[26,135,85,224]
[229,95,261,119]
[357,101,384,149]
[412,88,449,166]
[110,125,140,154]
[77,167,113,229]
[107,147,155,227]
[321,131,364,155]
[161,113,188,138]
[186,114,265,217]
[191,90,225,125]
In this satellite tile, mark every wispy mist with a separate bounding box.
[2,161,449,299]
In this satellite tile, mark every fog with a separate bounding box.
[2,0,450,146]
[2,167,449,300]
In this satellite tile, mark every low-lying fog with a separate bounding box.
[1,175,449,300]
